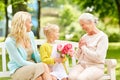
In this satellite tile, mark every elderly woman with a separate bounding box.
[5,11,52,80]
[68,13,108,80]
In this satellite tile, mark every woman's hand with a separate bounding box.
[79,38,87,48]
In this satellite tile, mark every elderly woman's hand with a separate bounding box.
[79,38,87,48]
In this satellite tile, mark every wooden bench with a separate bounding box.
[0,39,117,80]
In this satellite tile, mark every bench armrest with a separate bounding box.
[105,59,117,68]
[105,59,117,80]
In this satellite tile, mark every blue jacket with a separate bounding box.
[5,31,41,74]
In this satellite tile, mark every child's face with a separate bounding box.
[52,29,59,40]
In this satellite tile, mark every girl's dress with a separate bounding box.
[50,43,68,80]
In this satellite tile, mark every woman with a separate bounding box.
[68,13,108,80]
[5,11,52,80]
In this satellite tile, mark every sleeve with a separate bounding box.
[29,31,41,63]
[5,40,34,66]
[74,48,82,59]
[81,35,108,61]
[40,45,55,64]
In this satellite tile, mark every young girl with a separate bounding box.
[40,24,68,80]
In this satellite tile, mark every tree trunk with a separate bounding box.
[36,0,41,39]
[5,0,9,38]
[115,0,120,32]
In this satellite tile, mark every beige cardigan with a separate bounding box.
[75,31,108,68]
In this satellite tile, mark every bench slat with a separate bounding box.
[100,74,111,79]
[0,72,10,77]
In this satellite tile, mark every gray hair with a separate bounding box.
[79,13,98,25]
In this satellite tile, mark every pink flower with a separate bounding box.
[57,43,74,58]
[57,44,63,51]
[65,44,72,49]
[68,49,74,57]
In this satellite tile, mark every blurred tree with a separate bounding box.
[0,0,9,38]
[37,0,41,39]
[4,0,9,38]
[41,0,72,8]
[59,5,76,27]
[0,1,5,20]
[12,0,41,39]
[115,0,120,31]
[11,0,28,15]
[0,0,41,39]
[72,0,120,32]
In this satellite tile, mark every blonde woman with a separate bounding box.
[5,11,52,80]
[40,24,68,80]
[68,13,108,80]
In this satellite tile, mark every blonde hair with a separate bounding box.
[43,23,59,42]
[9,11,31,46]
[79,13,98,25]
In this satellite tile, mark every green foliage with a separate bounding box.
[70,33,79,42]
[0,1,5,20]
[65,22,85,42]
[72,0,119,25]
[74,0,117,17]
[11,0,29,15]
[108,33,120,42]
[107,42,120,59]
[59,21,86,42]
[41,0,69,8]
[59,32,65,40]
[59,4,76,27]
[58,4,82,41]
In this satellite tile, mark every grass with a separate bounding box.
[106,42,120,80]
[0,37,5,42]
[0,77,11,80]
[107,42,120,59]
[0,42,120,80]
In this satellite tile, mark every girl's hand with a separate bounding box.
[54,58,63,63]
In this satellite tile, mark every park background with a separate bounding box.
[0,0,120,80]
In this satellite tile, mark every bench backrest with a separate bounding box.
[0,39,117,80]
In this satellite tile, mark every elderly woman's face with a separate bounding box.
[79,20,93,33]
[25,17,33,32]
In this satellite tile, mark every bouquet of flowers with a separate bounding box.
[57,43,74,58]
